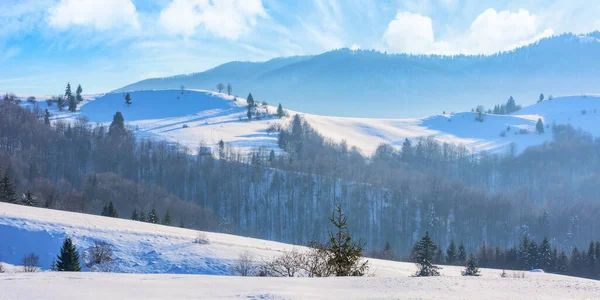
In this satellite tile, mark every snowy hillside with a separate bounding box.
[1,202,600,299]
[25,90,600,156]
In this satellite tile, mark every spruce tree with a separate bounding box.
[446,240,457,265]
[162,210,172,226]
[246,93,255,107]
[75,84,83,103]
[66,83,77,112]
[536,118,545,134]
[586,242,597,277]
[462,254,481,276]
[326,204,368,276]
[57,96,66,111]
[457,242,467,264]
[56,237,81,272]
[246,105,252,121]
[148,207,159,224]
[538,93,544,103]
[125,93,132,107]
[539,237,553,271]
[44,109,51,125]
[0,173,17,203]
[277,103,285,118]
[556,251,569,274]
[131,209,139,221]
[22,190,36,206]
[412,231,441,276]
[138,210,146,222]
[101,202,118,218]
[109,112,125,136]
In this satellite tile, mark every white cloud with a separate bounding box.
[159,0,267,39]
[382,12,435,54]
[382,8,554,55]
[48,0,140,30]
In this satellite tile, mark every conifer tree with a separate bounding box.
[0,173,17,203]
[66,83,77,112]
[131,209,139,221]
[446,240,457,265]
[246,105,252,121]
[539,237,553,271]
[57,96,66,111]
[125,93,132,107]
[536,118,545,134]
[179,221,185,228]
[56,237,81,272]
[44,109,51,125]
[101,202,118,218]
[148,207,159,224]
[538,93,545,103]
[462,254,481,276]
[22,190,36,206]
[556,251,569,274]
[412,231,441,276]
[227,83,232,95]
[457,242,467,264]
[162,210,172,226]
[138,210,146,222]
[586,242,597,277]
[326,204,368,276]
[246,93,255,107]
[277,103,285,118]
[75,84,83,103]
[109,112,125,136]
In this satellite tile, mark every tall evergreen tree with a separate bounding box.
[138,210,146,222]
[462,254,481,276]
[56,237,81,272]
[44,109,51,125]
[326,204,368,276]
[101,202,118,218]
[57,96,66,111]
[412,231,441,276]
[0,173,17,203]
[536,118,545,134]
[277,103,285,118]
[538,93,545,103]
[75,84,83,103]
[162,210,172,226]
[246,105,252,121]
[109,112,125,136]
[131,209,139,221]
[446,240,457,265]
[22,190,36,206]
[65,83,77,112]
[148,207,159,224]
[227,83,232,95]
[539,237,553,271]
[556,251,569,274]
[125,93,132,107]
[246,93,255,107]
[457,242,467,264]
[586,242,597,277]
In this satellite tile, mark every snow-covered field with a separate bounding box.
[1,202,600,299]
[20,90,600,156]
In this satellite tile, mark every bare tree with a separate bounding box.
[260,249,303,277]
[84,240,114,272]
[227,83,232,95]
[230,251,256,276]
[22,253,40,272]
[194,232,210,244]
[216,83,225,93]
[180,85,185,95]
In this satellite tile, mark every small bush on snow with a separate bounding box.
[230,251,257,276]
[0,261,5,273]
[83,240,115,272]
[22,253,40,272]
[194,232,210,245]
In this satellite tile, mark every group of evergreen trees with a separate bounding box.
[489,96,522,115]
[130,207,174,226]
[64,83,83,113]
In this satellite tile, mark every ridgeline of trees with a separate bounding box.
[2,98,600,266]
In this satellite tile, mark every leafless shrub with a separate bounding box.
[510,271,527,279]
[230,251,256,276]
[260,249,304,277]
[266,123,282,134]
[0,261,5,273]
[83,240,114,272]
[298,242,333,277]
[500,270,507,278]
[194,232,210,244]
[22,253,40,272]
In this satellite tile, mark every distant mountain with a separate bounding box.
[115,32,600,118]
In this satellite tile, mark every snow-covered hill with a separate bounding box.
[24,90,600,156]
[1,202,600,299]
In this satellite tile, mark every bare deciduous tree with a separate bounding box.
[194,232,210,245]
[230,251,256,276]
[84,240,114,272]
[216,83,225,93]
[22,253,40,272]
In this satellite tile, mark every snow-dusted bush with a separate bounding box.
[510,271,527,278]
[259,249,304,277]
[84,240,114,272]
[194,232,210,245]
[22,253,40,272]
[230,251,256,276]
[0,261,5,273]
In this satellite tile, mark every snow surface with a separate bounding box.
[22,90,600,155]
[1,202,600,299]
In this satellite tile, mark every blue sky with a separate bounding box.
[1,0,599,95]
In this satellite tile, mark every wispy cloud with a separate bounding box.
[48,0,140,30]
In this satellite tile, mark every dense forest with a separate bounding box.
[1,99,599,261]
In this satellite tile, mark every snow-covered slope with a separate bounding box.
[27,90,600,156]
[1,202,600,299]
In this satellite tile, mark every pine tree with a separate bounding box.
[462,254,481,276]
[216,83,225,93]
[246,93,255,107]
[218,139,225,159]
[556,251,569,274]
[65,82,72,101]
[528,240,539,269]
[538,93,544,103]
[536,118,545,134]
[125,93,132,107]
[326,204,369,276]
[131,209,139,221]
[412,231,441,276]
[570,247,583,276]
[75,84,83,103]
[138,210,146,222]
[227,83,232,95]
[277,103,285,118]
[457,242,467,265]
[246,105,252,121]
[56,237,81,272]
[0,173,17,204]
[101,202,118,218]
[22,190,36,206]
[539,237,553,271]
[162,210,172,226]
[446,240,457,265]
[44,109,51,125]
[66,83,77,112]
[57,96,65,111]
[109,112,125,136]
[179,221,185,228]
[148,207,159,224]
[518,236,530,270]
[586,242,597,278]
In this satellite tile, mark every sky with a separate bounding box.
[1,0,599,95]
